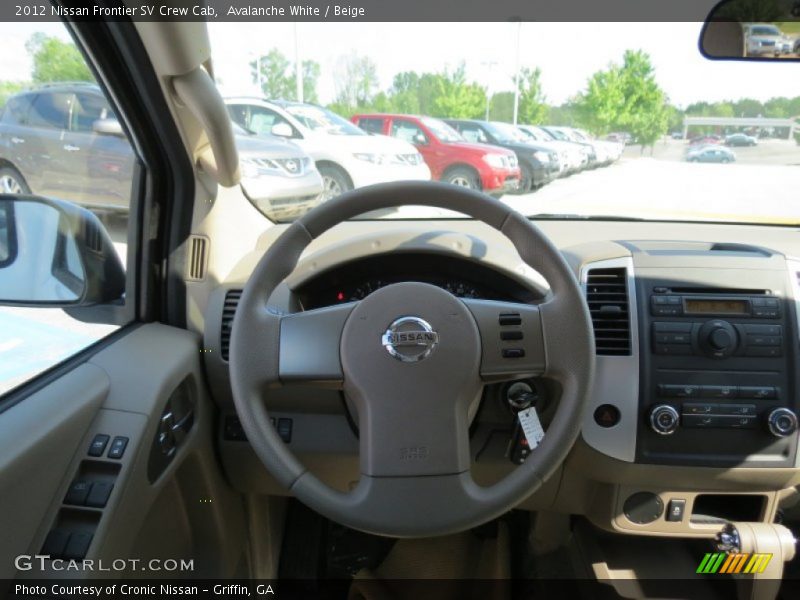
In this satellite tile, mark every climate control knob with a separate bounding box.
[766,408,798,438]
[649,404,680,435]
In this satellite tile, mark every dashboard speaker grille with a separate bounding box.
[220,289,242,361]
[586,267,631,356]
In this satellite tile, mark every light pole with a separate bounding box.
[512,21,522,125]
[294,22,303,103]
[481,60,498,121]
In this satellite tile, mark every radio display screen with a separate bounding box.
[684,299,748,315]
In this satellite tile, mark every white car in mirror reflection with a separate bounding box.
[743,23,791,57]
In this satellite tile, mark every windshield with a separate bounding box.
[750,26,782,36]
[208,22,800,225]
[421,117,464,142]
[284,104,365,135]
[483,121,529,143]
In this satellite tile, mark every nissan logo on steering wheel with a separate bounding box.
[381,316,439,363]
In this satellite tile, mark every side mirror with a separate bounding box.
[92,117,124,137]
[0,195,125,307]
[413,133,429,145]
[271,122,294,138]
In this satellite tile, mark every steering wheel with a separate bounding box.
[229,181,594,537]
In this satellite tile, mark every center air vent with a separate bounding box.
[220,289,242,361]
[586,267,631,356]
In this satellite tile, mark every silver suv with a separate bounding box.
[0,83,322,220]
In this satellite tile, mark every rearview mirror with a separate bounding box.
[0,195,125,307]
[271,122,294,138]
[92,117,124,137]
[701,0,800,59]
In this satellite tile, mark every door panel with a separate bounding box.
[0,364,108,579]
[1,324,247,580]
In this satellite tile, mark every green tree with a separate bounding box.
[289,60,321,103]
[489,91,514,121]
[250,48,293,100]
[764,97,792,118]
[429,63,486,119]
[333,52,379,110]
[517,67,548,125]
[0,81,28,108]
[574,50,669,147]
[732,98,764,118]
[26,33,92,83]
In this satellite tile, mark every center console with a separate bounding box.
[633,244,799,467]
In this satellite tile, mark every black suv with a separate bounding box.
[444,119,559,192]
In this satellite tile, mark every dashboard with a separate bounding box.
[201,219,800,540]
[294,252,539,309]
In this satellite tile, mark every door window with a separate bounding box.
[27,93,71,130]
[390,120,428,145]
[0,25,136,396]
[358,117,385,135]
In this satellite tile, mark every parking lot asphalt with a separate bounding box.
[499,139,800,224]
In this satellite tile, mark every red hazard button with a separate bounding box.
[594,404,621,428]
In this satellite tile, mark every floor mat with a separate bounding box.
[348,522,511,600]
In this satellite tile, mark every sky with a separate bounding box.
[2,21,800,109]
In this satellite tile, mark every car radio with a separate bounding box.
[638,283,798,468]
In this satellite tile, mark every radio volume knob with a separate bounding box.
[709,328,733,351]
[698,320,738,357]
[649,405,680,435]
[767,408,798,438]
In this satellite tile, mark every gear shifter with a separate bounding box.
[713,522,796,600]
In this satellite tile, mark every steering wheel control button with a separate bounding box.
[767,408,798,438]
[666,499,687,522]
[277,418,293,443]
[649,405,680,435]
[594,404,621,428]
[502,348,525,359]
[623,492,664,525]
[64,480,92,506]
[500,330,523,341]
[498,313,522,326]
[107,436,129,459]
[87,434,110,457]
[85,482,114,508]
[381,316,439,363]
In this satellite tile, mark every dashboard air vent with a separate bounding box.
[220,289,242,361]
[186,235,209,281]
[586,267,631,356]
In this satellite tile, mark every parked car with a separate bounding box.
[539,125,599,167]
[670,131,684,140]
[743,23,790,57]
[686,146,736,163]
[351,114,520,196]
[516,124,584,175]
[725,133,757,147]
[444,119,558,192]
[225,98,430,201]
[688,134,723,146]
[569,128,624,164]
[0,84,323,221]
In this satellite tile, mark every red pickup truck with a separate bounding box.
[351,114,521,196]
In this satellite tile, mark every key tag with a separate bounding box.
[518,407,545,449]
